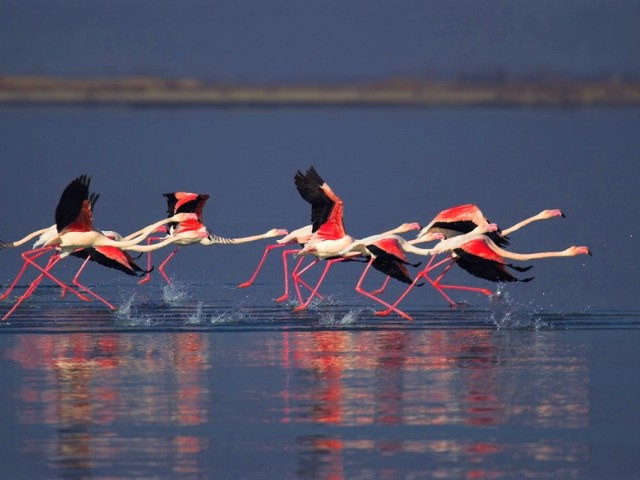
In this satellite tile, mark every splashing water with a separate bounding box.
[488,288,548,330]
[114,294,154,327]
[187,301,206,324]
[162,282,190,305]
[318,308,365,326]
[210,308,244,325]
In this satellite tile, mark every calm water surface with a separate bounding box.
[1,283,639,480]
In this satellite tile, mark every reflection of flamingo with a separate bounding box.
[138,192,288,285]
[374,229,591,318]
[396,204,567,306]
[1,175,195,320]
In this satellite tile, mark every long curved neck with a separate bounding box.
[201,231,276,245]
[502,212,549,236]
[122,235,181,252]
[486,240,578,261]
[102,217,181,248]
[7,225,55,247]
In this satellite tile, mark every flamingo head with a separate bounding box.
[417,231,446,242]
[541,209,566,219]
[569,246,592,256]
[397,222,422,233]
[265,228,289,238]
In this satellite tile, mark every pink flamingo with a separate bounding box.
[372,227,590,318]
[285,167,422,312]
[374,204,566,306]
[137,192,288,285]
[1,175,195,320]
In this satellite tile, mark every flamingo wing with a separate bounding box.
[55,174,95,233]
[294,166,346,239]
[367,242,419,285]
[453,238,533,283]
[71,246,151,277]
[425,204,509,247]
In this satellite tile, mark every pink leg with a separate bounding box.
[375,256,452,316]
[72,256,116,310]
[238,243,288,288]
[428,261,493,298]
[275,250,322,303]
[20,250,90,301]
[24,253,64,300]
[137,236,163,285]
[356,259,414,321]
[2,250,89,321]
[158,247,180,285]
[292,258,343,313]
[291,257,319,307]
[370,275,391,295]
[0,247,53,301]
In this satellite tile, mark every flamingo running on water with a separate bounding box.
[0,175,196,320]
[286,166,422,312]
[381,204,567,306]
[137,192,288,285]
[372,225,591,319]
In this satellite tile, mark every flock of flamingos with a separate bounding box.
[0,167,591,321]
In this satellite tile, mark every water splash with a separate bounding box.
[488,287,548,330]
[210,308,243,325]
[114,294,153,327]
[187,301,206,324]
[318,308,365,326]
[162,282,190,305]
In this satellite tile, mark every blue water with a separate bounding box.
[1,282,639,479]
[1,105,639,478]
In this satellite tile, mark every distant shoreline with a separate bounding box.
[1,75,640,107]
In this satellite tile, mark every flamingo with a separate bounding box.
[386,204,567,306]
[285,166,422,312]
[373,228,591,318]
[0,186,159,304]
[1,175,196,320]
[137,192,288,285]
[338,225,494,320]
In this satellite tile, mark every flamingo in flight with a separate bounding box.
[1,175,196,320]
[374,203,567,306]
[372,225,591,318]
[342,224,498,320]
[0,192,152,305]
[285,166,422,312]
[137,192,288,285]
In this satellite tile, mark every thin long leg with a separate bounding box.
[355,258,413,321]
[428,261,493,297]
[0,247,53,301]
[72,256,116,310]
[375,256,451,316]
[24,253,64,300]
[292,258,343,313]
[292,257,320,307]
[238,243,287,288]
[21,250,90,301]
[137,236,163,285]
[275,250,321,303]
[158,247,180,285]
[369,275,391,296]
[2,249,88,321]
